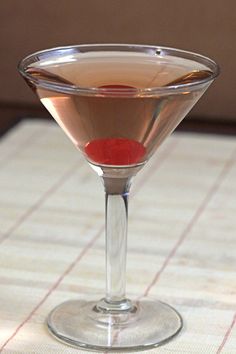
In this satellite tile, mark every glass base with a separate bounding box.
[47,297,183,351]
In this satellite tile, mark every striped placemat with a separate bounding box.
[0,120,235,353]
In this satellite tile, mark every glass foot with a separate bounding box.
[47,297,183,351]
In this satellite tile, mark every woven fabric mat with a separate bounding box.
[0,120,235,354]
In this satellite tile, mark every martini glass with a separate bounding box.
[18,44,219,351]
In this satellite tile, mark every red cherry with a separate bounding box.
[85,138,146,165]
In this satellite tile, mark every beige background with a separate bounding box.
[0,0,235,120]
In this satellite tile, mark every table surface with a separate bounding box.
[0,120,235,354]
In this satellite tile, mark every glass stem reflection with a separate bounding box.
[99,177,132,312]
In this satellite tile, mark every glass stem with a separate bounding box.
[98,177,133,312]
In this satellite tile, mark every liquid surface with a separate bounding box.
[27,51,212,166]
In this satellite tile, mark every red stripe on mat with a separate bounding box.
[216,312,236,354]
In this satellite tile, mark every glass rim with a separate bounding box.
[18,43,220,96]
